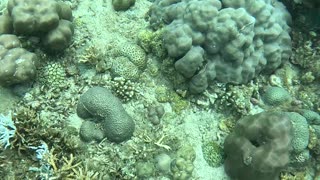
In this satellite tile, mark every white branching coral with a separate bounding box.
[0,111,16,149]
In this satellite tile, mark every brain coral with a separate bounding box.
[111,42,147,80]
[118,42,147,69]
[148,0,292,93]
[77,87,135,143]
[285,112,309,153]
[262,86,292,106]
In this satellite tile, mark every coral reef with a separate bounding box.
[154,85,189,114]
[111,56,141,80]
[117,42,147,70]
[0,12,12,34]
[7,0,69,34]
[79,121,105,142]
[135,161,155,178]
[0,102,86,179]
[155,153,171,174]
[171,144,196,180]
[2,0,320,179]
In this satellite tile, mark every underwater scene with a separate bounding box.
[0,0,320,179]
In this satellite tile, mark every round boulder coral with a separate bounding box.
[42,20,74,52]
[299,109,320,125]
[224,111,293,180]
[0,34,38,86]
[7,0,61,34]
[79,121,105,142]
[112,0,136,11]
[262,86,292,106]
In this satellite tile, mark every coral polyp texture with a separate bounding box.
[0,34,37,86]
[77,87,135,143]
[224,111,293,180]
[148,0,292,93]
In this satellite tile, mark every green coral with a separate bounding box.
[301,71,315,84]
[171,144,195,180]
[262,86,292,106]
[285,112,310,153]
[118,42,147,69]
[299,109,320,125]
[292,32,320,80]
[79,121,104,142]
[111,42,147,80]
[138,29,166,58]
[135,161,155,178]
[213,84,258,116]
[202,141,224,167]
[155,86,189,114]
[155,86,172,103]
[38,62,66,88]
[171,93,189,114]
[290,149,311,168]
[160,57,187,88]
[111,56,140,80]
